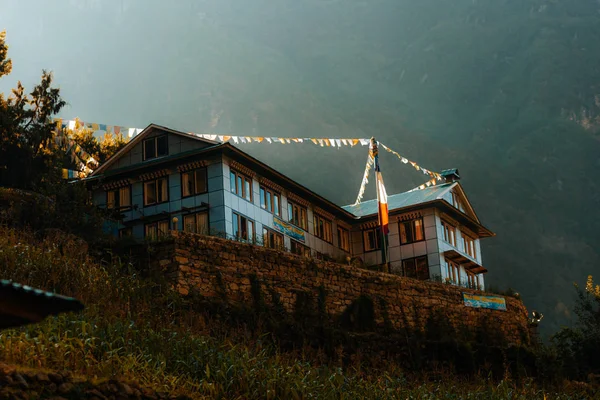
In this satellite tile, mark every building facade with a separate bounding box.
[86,124,493,290]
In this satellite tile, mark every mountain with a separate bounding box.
[1,0,599,335]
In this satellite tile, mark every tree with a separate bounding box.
[552,275,600,379]
[0,31,107,243]
[0,30,66,189]
[67,121,128,165]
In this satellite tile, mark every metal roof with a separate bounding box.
[342,183,454,217]
[0,280,84,329]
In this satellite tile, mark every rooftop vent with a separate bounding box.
[440,168,460,183]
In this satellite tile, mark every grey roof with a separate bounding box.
[342,183,453,217]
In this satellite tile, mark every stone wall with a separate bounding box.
[153,232,531,346]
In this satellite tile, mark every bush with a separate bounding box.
[551,276,600,380]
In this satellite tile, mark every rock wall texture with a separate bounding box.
[152,232,531,346]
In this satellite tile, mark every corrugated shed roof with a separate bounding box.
[342,183,453,217]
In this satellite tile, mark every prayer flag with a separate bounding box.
[376,166,389,235]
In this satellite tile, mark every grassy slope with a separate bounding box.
[0,226,595,399]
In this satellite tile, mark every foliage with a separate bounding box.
[551,275,600,380]
[0,33,112,243]
[0,31,66,190]
[64,119,129,165]
[0,226,595,398]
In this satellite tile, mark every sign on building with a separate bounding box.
[273,216,306,243]
[462,293,506,311]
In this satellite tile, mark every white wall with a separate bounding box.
[221,157,349,260]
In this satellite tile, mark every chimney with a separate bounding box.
[440,168,460,183]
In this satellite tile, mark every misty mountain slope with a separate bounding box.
[2,0,600,335]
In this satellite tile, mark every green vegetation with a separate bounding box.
[0,226,597,399]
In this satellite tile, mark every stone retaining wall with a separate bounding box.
[152,232,531,346]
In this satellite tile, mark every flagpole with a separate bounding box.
[371,138,390,272]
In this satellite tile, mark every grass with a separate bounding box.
[0,225,596,399]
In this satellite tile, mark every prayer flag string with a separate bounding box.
[52,118,443,186]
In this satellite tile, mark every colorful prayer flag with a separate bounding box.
[376,167,389,235]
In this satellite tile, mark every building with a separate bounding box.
[85,124,494,290]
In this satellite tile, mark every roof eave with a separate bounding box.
[91,124,220,176]
[85,143,225,185]
[352,199,494,238]
[222,144,358,221]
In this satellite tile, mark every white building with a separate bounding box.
[86,124,494,290]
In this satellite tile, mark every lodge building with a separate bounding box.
[85,124,493,290]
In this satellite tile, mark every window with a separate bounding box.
[290,240,311,258]
[118,227,132,238]
[467,272,480,290]
[402,256,430,280]
[263,227,284,250]
[107,186,131,210]
[233,212,255,241]
[451,191,463,211]
[259,186,281,216]
[143,135,168,160]
[337,226,350,252]
[442,221,456,246]
[183,212,209,235]
[444,258,460,284]
[145,220,169,239]
[363,228,380,252]
[144,177,169,206]
[287,201,308,230]
[462,233,476,259]
[230,170,252,202]
[399,218,424,244]
[182,168,207,197]
[314,214,333,243]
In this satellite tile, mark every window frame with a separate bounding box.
[402,255,430,281]
[144,220,170,240]
[262,227,284,250]
[142,135,169,161]
[181,167,208,198]
[143,176,169,207]
[232,211,256,242]
[441,220,456,246]
[444,258,461,284]
[363,227,381,252]
[106,185,132,210]
[118,227,132,238]
[399,217,425,245]
[466,271,480,290]
[462,232,476,259]
[230,169,253,202]
[337,226,350,252]
[290,239,311,258]
[182,211,209,235]
[313,214,333,244]
[259,186,281,216]
[287,200,308,231]
[451,191,464,211]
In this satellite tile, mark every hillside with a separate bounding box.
[0,225,597,399]
[1,0,600,335]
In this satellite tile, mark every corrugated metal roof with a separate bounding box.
[342,183,453,217]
